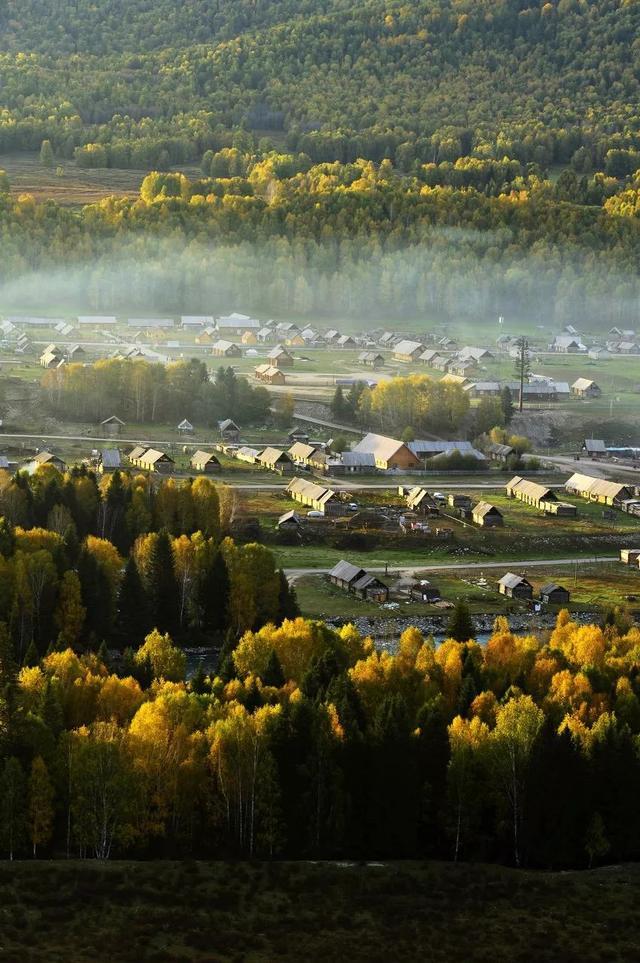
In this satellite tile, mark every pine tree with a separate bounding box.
[194,549,229,634]
[0,757,26,859]
[144,531,180,636]
[513,336,531,413]
[500,386,515,424]
[276,569,300,623]
[446,600,476,642]
[262,649,285,687]
[116,556,150,647]
[28,756,54,857]
[23,640,39,667]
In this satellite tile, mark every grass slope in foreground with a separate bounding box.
[1,859,638,963]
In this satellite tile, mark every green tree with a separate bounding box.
[28,756,54,857]
[40,139,54,168]
[446,600,476,642]
[0,757,26,859]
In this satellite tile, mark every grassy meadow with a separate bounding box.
[0,859,637,963]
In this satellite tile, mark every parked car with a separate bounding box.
[433,491,446,505]
[307,510,324,518]
[348,502,359,511]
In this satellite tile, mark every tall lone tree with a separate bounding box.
[40,139,54,168]
[513,337,531,413]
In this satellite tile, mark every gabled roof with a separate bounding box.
[487,442,514,457]
[341,451,376,467]
[127,445,147,460]
[212,339,239,351]
[499,572,531,589]
[394,339,423,355]
[191,450,219,465]
[583,439,606,453]
[540,582,566,595]
[329,559,367,583]
[352,573,386,592]
[258,447,292,467]
[177,418,194,430]
[278,510,301,525]
[219,418,239,431]
[473,501,502,518]
[289,442,317,460]
[101,415,125,426]
[565,473,630,500]
[353,432,406,462]
[268,344,292,358]
[140,448,173,465]
[506,475,555,501]
[100,449,121,468]
[572,378,598,391]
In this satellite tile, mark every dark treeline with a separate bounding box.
[42,360,269,426]
[0,609,638,866]
[0,464,297,660]
[0,0,638,172]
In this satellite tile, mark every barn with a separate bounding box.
[472,502,504,527]
[540,583,571,605]
[498,573,533,600]
[190,450,220,473]
[565,473,634,507]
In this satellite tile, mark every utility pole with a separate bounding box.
[513,336,531,413]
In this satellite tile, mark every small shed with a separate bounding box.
[472,502,504,527]
[540,583,571,605]
[571,378,602,399]
[277,510,302,530]
[329,559,367,591]
[288,427,310,445]
[620,549,640,565]
[100,415,125,437]
[136,449,175,474]
[410,582,441,603]
[447,493,472,511]
[498,573,533,600]
[257,447,294,474]
[190,450,220,473]
[219,419,240,442]
[177,418,194,435]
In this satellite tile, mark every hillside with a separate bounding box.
[0,0,638,169]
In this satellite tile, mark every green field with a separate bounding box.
[0,859,636,963]
[294,562,640,620]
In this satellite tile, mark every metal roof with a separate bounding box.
[583,439,606,453]
[394,339,424,355]
[499,572,531,588]
[329,560,366,583]
[100,449,121,468]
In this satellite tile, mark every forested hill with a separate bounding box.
[0,0,638,169]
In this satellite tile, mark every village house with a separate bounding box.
[254,363,286,385]
[564,473,634,507]
[419,349,444,366]
[446,358,478,378]
[472,502,504,527]
[300,328,318,343]
[336,335,357,349]
[506,476,577,515]
[571,378,602,399]
[268,345,294,368]
[379,332,397,347]
[257,327,273,343]
[235,446,263,465]
[134,448,175,473]
[464,381,502,399]
[285,333,305,348]
[338,451,377,473]
[324,329,341,343]
[432,355,451,372]
[498,573,533,600]
[190,450,220,473]
[352,433,422,471]
[288,427,310,445]
[96,449,122,473]
[66,344,85,361]
[100,415,125,437]
[40,344,63,368]
[287,477,341,515]
[457,346,494,362]
[328,560,389,602]
[405,487,440,516]
[127,317,174,329]
[77,315,117,327]
[212,339,242,358]
[551,335,586,353]
[241,330,258,346]
[288,442,318,467]
[181,315,213,329]
[408,440,486,463]
[22,451,66,474]
[393,340,424,363]
[217,314,260,336]
[218,419,240,442]
[540,583,571,605]
[358,351,385,369]
[588,348,611,361]
[487,442,514,464]
[195,326,217,345]
[257,447,294,474]
[582,438,607,457]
